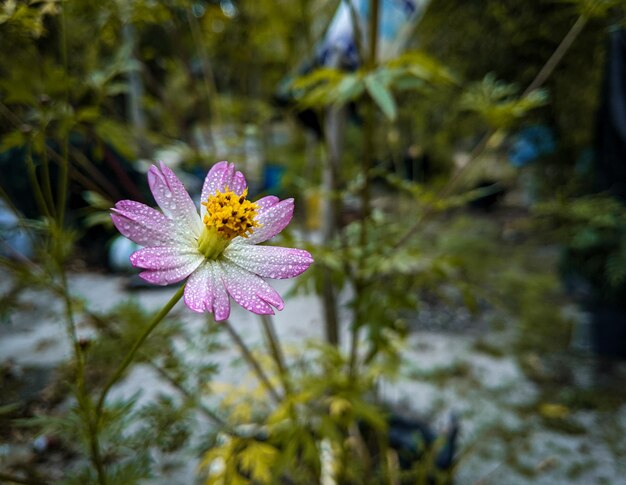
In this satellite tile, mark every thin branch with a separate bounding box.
[259,315,291,395]
[222,319,281,403]
[522,15,588,97]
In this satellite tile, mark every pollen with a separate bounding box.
[201,187,260,240]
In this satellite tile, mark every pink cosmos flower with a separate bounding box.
[111,161,313,321]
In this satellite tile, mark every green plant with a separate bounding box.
[534,194,626,305]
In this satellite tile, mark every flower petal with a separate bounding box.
[220,262,284,315]
[184,262,231,320]
[147,162,202,238]
[244,198,294,244]
[111,200,180,247]
[255,195,280,210]
[137,255,203,286]
[224,243,313,279]
[130,246,203,271]
[201,161,247,201]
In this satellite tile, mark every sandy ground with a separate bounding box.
[1,272,625,484]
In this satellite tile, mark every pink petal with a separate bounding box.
[147,162,202,238]
[111,200,180,247]
[130,246,203,271]
[138,256,203,286]
[200,162,248,218]
[244,198,294,244]
[255,195,280,210]
[224,243,313,279]
[220,262,284,315]
[183,262,230,320]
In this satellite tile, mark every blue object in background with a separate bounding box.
[508,125,556,167]
[108,234,140,272]
[0,200,33,259]
[263,164,286,194]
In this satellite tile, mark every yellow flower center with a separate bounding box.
[197,187,260,259]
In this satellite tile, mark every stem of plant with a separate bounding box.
[259,314,291,395]
[222,319,282,403]
[349,0,380,379]
[56,0,70,229]
[39,124,56,218]
[522,15,587,97]
[57,266,107,484]
[88,285,185,484]
[25,144,52,219]
[321,106,345,346]
[95,284,185,419]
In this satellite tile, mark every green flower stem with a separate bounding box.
[349,0,380,380]
[56,0,69,229]
[348,280,365,379]
[95,284,186,420]
[348,325,360,378]
[259,315,291,395]
[25,145,52,219]
[90,284,184,485]
[40,123,56,219]
[57,264,105,484]
[222,319,281,403]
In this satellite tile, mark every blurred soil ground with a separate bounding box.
[1,272,625,484]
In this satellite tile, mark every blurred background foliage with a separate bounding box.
[415,0,607,180]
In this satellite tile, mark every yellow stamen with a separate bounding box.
[197,187,260,259]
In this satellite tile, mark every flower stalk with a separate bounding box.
[94,284,186,419]
[88,284,185,484]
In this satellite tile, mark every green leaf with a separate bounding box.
[94,119,136,160]
[365,75,397,121]
[76,106,100,123]
[238,441,278,483]
[393,76,425,91]
[388,51,459,85]
[0,130,25,151]
[291,68,342,91]
[461,74,548,128]
[334,74,365,105]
